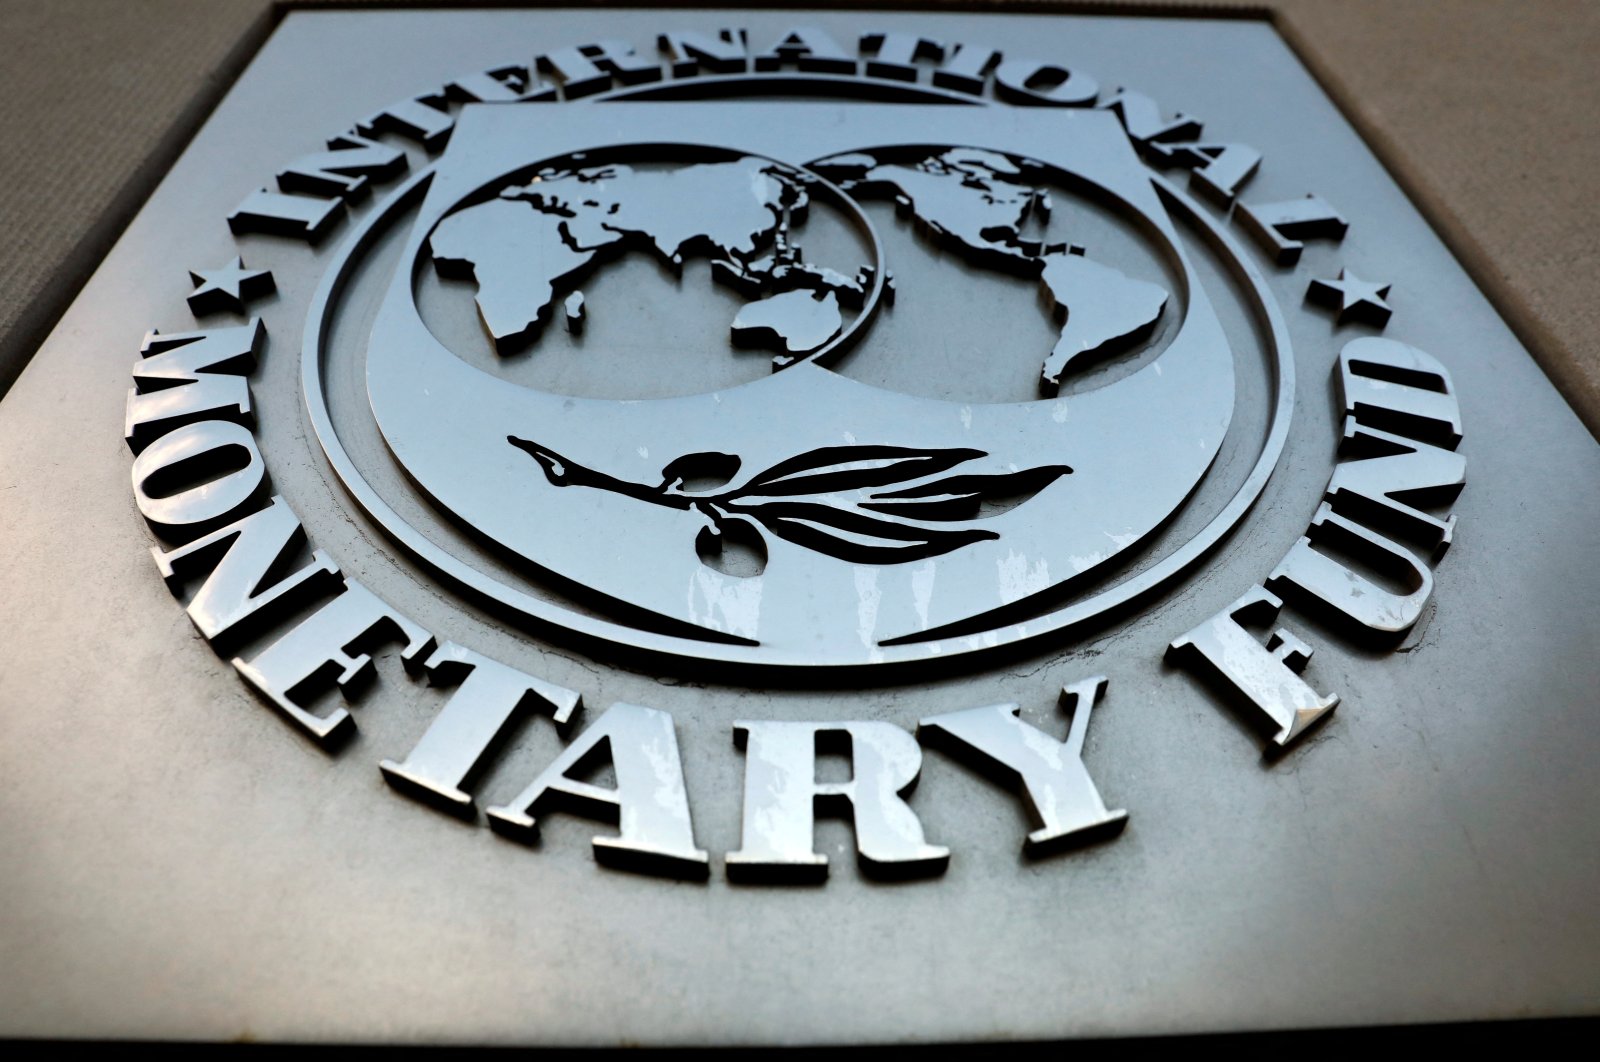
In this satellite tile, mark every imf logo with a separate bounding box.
[308,105,1280,670]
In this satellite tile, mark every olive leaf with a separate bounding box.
[509,437,1070,566]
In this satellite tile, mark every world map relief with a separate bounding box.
[809,147,1169,392]
[427,157,869,359]
[427,147,1168,391]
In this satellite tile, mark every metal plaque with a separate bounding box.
[2,7,1597,1044]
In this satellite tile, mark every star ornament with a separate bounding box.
[187,256,275,316]
[1307,268,1393,328]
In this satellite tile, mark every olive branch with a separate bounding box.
[508,437,1070,566]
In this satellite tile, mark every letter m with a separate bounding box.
[125,319,265,453]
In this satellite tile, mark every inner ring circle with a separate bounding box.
[302,79,1295,676]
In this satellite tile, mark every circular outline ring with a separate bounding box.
[302,75,1294,673]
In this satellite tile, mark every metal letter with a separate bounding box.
[380,642,580,818]
[658,30,748,77]
[1328,418,1465,558]
[152,495,340,644]
[445,65,556,103]
[1147,140,1262,205]
[725,721,949,883]
[1098,88,1202,147]
[355,96,454,151]
[227,187,342,243]
[1166,587,1338,749]
[1338,337,1462,446]
[931,41,1000,94]
[485,703,708,879]
[539,40,662,99]
[126,372,249,451]
[125,319,264,453]
[579,40,664,85]
[918,677,1127,857]
[753,27,856,74]
[993,58,1098,107]
[1267,503,1434,641]
[131,419,267,535]
[858,32,944,82]
[1235,194,1347,265]
[277,133,407,201]
[231,582,434,746]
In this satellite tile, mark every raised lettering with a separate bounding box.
[228,188,342,243]
[993,57,1098,107]
[126,374,251,455]
[1147,141,1262,205]
[1098,88,1202,146]
[356,96,455,151]
[1339,336,1461,446]
[1235,194,1347,265]
[539,40,661,99]
[381,642,580,817]
[658,29,749,76]
[486,702,707,879]
[232,581,433,745]
[726,721,948,883]
[277,133,407,201]
[931,42,1000,94]
[1166,587,1338,748]
[131,419,267,535]
[152,495,339,644]
[445,64,557,103]
[859,32,944,82]
[753,26,856,74]
[1328,417,1465,558]
[125,319,264,453]
[1268,503,1434,640]
[918,677,1127,856]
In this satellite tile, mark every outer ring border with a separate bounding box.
[302,74,1296,674]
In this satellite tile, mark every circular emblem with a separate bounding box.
[304,103,1291,669]
[120,30,1466,882]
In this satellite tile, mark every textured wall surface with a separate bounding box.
[1,0,1596,430]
